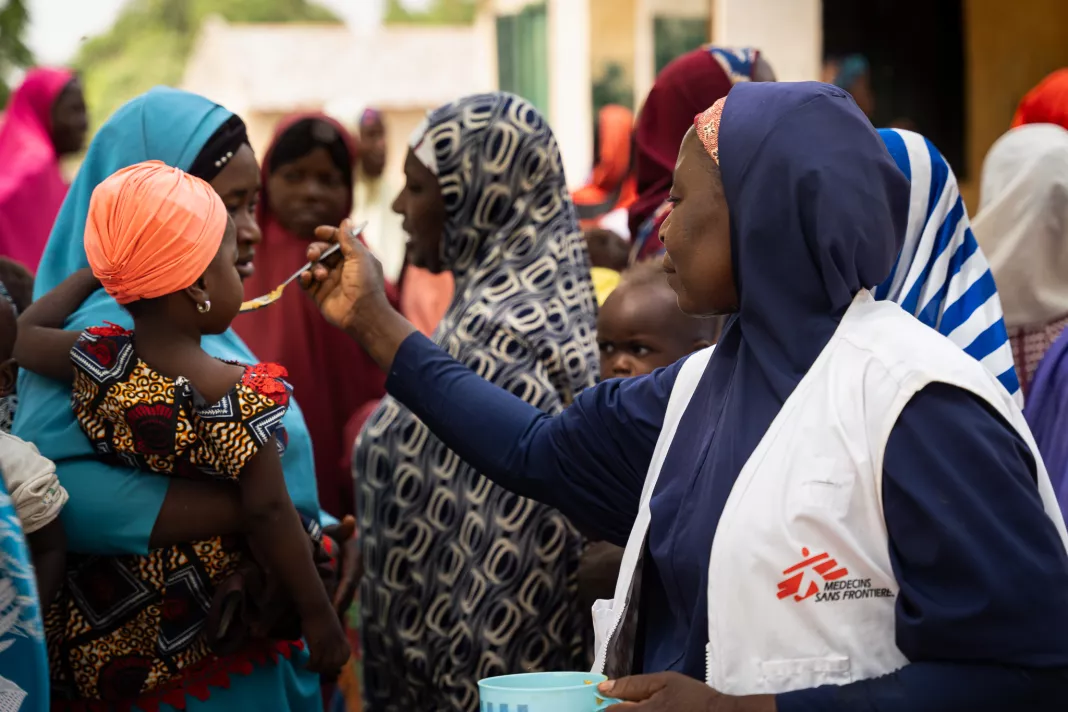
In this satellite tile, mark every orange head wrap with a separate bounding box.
[85,160,227,305]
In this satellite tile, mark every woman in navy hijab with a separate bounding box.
[305,84,1068,710]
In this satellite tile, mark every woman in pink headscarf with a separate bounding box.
[0,68,87,272]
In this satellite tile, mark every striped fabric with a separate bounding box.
[876,128,1022,403]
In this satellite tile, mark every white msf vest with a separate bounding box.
[592,290,1068,694]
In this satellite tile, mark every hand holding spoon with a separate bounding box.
[239,221,366,313]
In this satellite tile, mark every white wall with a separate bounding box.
[547,0,594,189]
[711,0,822,82]
[634,0,656,109]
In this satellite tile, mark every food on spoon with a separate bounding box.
[239,284,285,313]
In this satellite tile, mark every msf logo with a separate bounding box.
[777,548,848,601]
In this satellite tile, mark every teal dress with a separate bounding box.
[13,87,323,711]
[0,475,48,712]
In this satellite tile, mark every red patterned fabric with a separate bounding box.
[694,97,726,164]
[1009,315,1068,398]
[54,641,304,712]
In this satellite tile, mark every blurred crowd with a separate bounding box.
[1,44,1068,712]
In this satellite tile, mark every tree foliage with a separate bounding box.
[0,0,34,108]
[592,62,634,114]
[385,0,478,25]
[73,0,340,129]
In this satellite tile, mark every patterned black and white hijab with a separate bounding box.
[406,91,599,400]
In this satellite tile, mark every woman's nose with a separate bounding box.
[300,178,328,202]
[235,214,262,246]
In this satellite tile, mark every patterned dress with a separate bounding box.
[353,93,600,712]
[48,325,301,706]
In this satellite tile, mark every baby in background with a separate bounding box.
[15,161,348,682]
[579,258,722,610]
[0,283,68,609]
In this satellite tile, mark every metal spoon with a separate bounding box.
[238,221,365,313]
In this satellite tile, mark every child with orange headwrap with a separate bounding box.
[16,161,349,696]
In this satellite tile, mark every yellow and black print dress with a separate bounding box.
[48,324,299,707]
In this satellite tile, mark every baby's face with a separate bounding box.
[597,282,700,380]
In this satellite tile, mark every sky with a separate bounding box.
[25,0,390,64]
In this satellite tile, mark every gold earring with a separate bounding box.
[197,300,211,314]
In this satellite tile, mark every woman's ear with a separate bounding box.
[184,277,210,311]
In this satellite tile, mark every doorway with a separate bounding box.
[823,0,967,175]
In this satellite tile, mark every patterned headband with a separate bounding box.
[694,97,726,164]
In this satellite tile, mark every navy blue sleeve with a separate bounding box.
[777,383,1068,711]
[385,331,680,545]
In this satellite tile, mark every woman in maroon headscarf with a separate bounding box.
[236,114,393,519]
[0,68,87,272]
[629,47,774,261]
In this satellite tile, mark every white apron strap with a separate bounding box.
[592,345,714,674]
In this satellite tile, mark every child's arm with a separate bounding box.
[149,479,244,549]
[27,520,65,609]
[241,441,349,674]
[15,268,101,382]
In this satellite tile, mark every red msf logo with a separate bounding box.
[777,548,849,601]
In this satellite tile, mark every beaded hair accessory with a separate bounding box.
[694,97,726,164]
[213,151,234,170]
[188,115,249,183]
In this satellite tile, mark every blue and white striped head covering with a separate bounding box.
[707,47,759,84]
[876,128,1021,402]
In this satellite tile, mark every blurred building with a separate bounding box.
[182,15,497,183]
[183,1,1068,205]
[490,0,1068,205]
[486,0,821,188]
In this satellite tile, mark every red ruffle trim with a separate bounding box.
[55,640,305,712]
[240,362,291,406]
[85,322,132,338]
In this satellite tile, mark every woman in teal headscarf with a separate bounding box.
[13,87,333,711]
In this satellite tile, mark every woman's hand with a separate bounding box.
[600,673,776,711]
[302,219,418,372]
[323,515,362,615]
[303,218,388,332]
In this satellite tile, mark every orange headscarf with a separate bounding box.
[85,160,227,304]
[1012,69,1068,130]
[572,104,636,226]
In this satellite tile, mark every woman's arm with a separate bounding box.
[239,439,349,673]
[304,223,676,544]
[383,331,678,545]
[149,479,244,548]
[27,521,65,608]
[15,267,100,382]
[777,383,1068,711]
